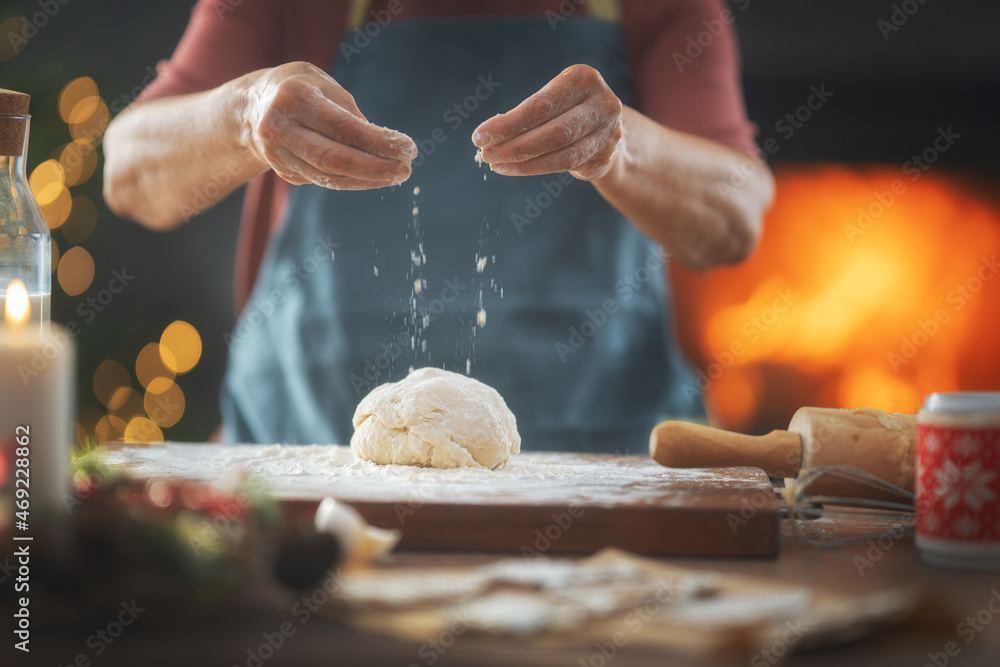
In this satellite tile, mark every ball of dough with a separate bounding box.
[351,368,520,470]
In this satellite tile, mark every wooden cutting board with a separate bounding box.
[99,444,779,557]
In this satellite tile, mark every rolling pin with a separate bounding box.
[650,407,917,499]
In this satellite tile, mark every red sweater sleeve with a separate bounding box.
[622,0,757,154]
[137,0,344,101]
[133,0,347,311]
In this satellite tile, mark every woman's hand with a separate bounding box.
[471,64,623,181]
[243,62,417,190]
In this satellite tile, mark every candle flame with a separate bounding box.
[4,280,30,327]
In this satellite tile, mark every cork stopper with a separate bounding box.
[0,88,31,157]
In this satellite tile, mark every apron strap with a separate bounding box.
[586,0,621,23]
[346,0,373,30]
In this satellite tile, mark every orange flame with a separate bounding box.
[672,164,1000,432]
[3,280,30,327]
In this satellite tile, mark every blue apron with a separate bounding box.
[221,15,704,453]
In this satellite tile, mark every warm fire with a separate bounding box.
[672,164,1000,433]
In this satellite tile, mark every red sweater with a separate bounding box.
[138,0,756,310]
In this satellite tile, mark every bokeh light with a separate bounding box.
[70,98,109,144]
[145,480,173,507]
[108,386,144,422]
[29,159,65,196]
[58,77,99,123]
[124,416,164,444]
[93,359,130,407]
[95,415,127,443]
[144,377,186,428]
[57,140,99,187]
[29,159,72,229]
[57,246,95,296]
[135,342,176,388]
[41,187,72,229]
[160,321,202,374]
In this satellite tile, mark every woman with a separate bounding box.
[103,0,773,452]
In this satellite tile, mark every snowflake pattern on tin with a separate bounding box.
[921,509,942,534]
[917,424,1000,543]
[956,432,981,458]
[953,514,980,539]
[923,431,942,453]
[934,460,963,509]
[960,461,998,511]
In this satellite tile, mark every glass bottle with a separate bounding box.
[0,88,50,333]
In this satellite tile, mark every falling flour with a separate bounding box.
[409,187,428,360]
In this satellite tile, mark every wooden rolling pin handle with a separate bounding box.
[650,421,804,479]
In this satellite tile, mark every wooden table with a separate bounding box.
[22,444,1000,666]
[26,529,999,667]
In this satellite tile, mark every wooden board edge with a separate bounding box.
[278,498,780,559]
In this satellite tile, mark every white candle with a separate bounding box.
[0,280,74,517]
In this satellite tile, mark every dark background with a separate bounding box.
[1,0,997,440]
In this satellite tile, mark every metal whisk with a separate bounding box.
[780,465,916,547]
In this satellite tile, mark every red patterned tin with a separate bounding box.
[916,392,1000,570]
